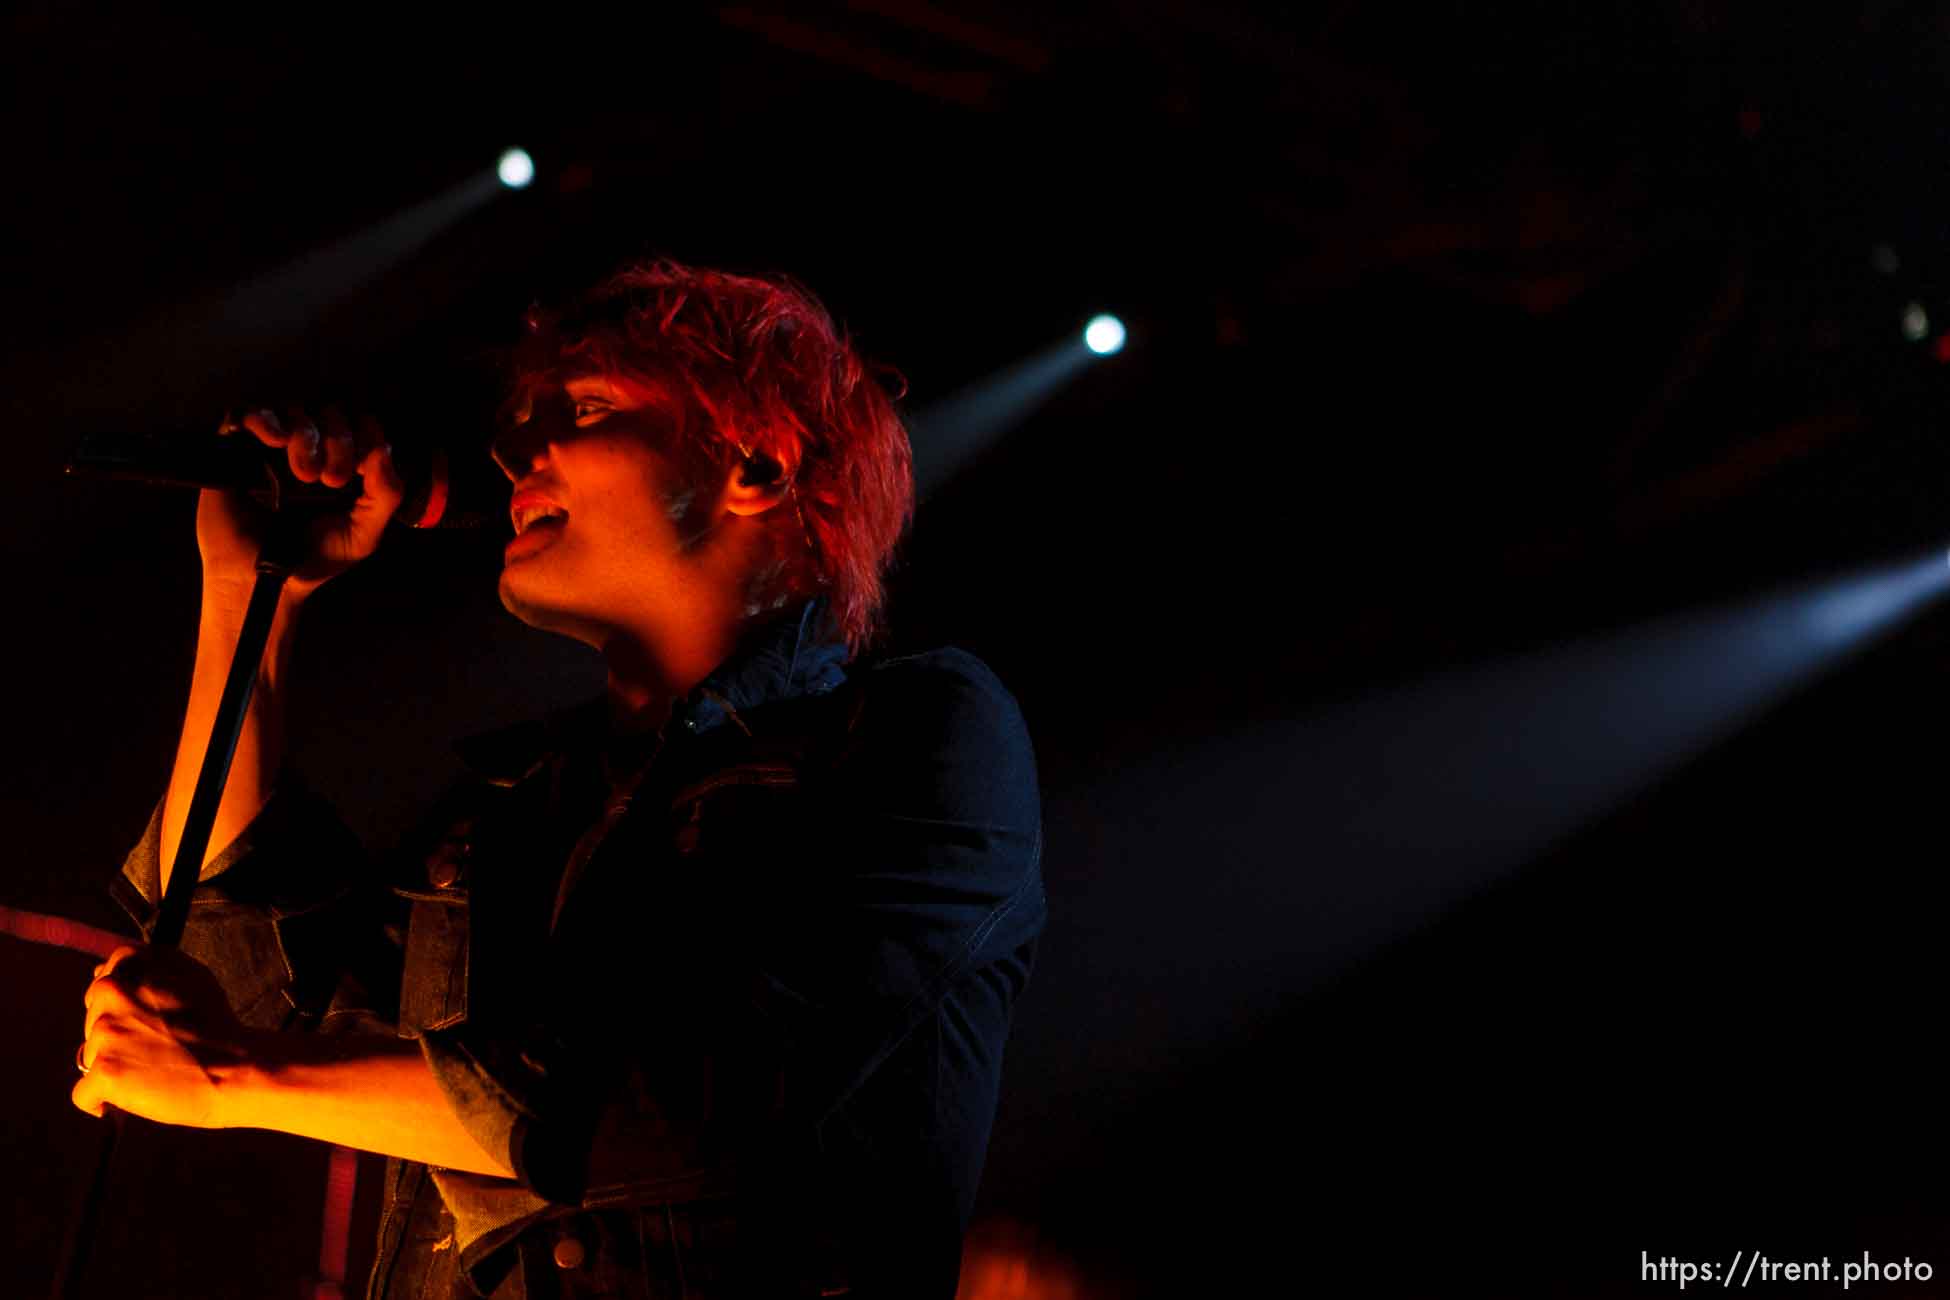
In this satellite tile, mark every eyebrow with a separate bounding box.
[568,374,688,415]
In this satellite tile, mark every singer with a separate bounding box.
[74,259,1046,1298]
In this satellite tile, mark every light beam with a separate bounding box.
[1071,546,1950,1058]
[909,317,1126,500]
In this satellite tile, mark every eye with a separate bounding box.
[572,399,610,422]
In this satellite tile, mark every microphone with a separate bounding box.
[63,429,500,530]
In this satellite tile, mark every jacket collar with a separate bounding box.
[454,597,851,784]
[672,595,852,738]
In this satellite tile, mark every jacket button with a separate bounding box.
[427,854,463,889]
[552,1236,586,1269]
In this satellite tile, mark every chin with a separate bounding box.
[498,573,557,629]
[498,574,607,649]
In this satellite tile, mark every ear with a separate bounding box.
[720,449,797,518]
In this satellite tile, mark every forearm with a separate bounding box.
[220,1028,516,1178]
[159,580,305,894]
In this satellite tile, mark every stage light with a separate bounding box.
[498,148,535,190]
[1902,302,1929,342]
[1084,314,1126,356]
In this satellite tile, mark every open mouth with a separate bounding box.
[511,504,568,535]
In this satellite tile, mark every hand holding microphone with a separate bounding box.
[201,406,404,600]
[66,405,493,604]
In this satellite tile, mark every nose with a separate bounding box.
[490,418,551,481]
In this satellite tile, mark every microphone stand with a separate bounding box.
[51,514,305,1300]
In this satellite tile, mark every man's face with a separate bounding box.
[492,371,725,645]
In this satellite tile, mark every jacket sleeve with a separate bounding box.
[111,774,402,1035]
[753,649,1048,1130]
[419,648,1047,1209]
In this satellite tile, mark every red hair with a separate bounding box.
[508,258,914,656]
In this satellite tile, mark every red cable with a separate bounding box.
[309,1143,359,1300]
[0,906,127,959]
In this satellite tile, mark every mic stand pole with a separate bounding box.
[51,516,304,1300]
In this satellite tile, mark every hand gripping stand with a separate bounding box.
[51,517,306,1300]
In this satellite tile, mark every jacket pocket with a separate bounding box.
[397,893,469,1034]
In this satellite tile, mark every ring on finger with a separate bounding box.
[76,1044,89,1075]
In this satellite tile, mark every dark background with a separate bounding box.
[5,3,1950,1296]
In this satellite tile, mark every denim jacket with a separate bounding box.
[114,599,1047,1299]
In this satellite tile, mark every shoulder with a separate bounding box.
[859,645,1019,700]
[844,647,1039,820]
[855,646,1030,744]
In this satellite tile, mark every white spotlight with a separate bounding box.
[1084,314,1126,356]
[1903,302,1929,342]
[498,148,535,190]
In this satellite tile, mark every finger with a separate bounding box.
[72,1071,105,1119]
[99,944,143,980]
[319,406,359,489]
[84,983,134,1040]
[86,1012,131,1052]
[99,947,155,994]
[79,1026,103,1074]
[74,1050,127,1119]
[286,407,324,483]
[85,943,150,1022]
[355,439,405,512]
[79,1018,108,1086]
[337,440,404,555]
[240,409,292,449]
[87,1017,169,1080]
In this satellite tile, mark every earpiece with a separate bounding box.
[739,450,786,487]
